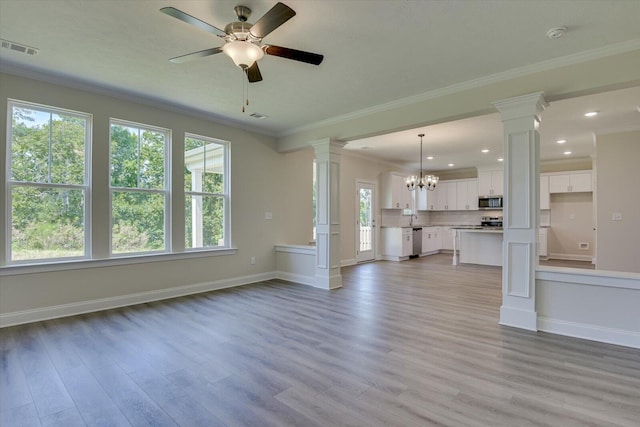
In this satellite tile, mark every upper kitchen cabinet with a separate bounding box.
[548,170,592,193]
[380,172,412,209]
[416,185,436,211]
[435,181,457,211]
[456,179,479,211]
[540,175,550,210]
[478,170,504,196]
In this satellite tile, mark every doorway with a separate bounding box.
[356,180,376,263]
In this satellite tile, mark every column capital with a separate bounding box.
[492,92,548,122]
[311,138,347,157]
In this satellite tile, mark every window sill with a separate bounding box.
[0,248,238,277]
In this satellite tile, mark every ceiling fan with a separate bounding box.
[160,2,324,83]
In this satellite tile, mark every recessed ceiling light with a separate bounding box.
[584,111,599,117]
[249,112,269,119]
[497,158,504,162]
[481,149,490,153]
[360,146,369,150]
[556,139,567,144]
[448,163,455,167]
[564,151,572,155]
[426,156,434,160]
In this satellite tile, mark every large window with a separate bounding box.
[110,120,170,254]
[184,134,229,249]
[7,100,91,263]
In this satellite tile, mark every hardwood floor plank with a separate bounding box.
[1,254,638,426]
[58,364,131,427]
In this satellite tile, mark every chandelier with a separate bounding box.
[406,133,439,191]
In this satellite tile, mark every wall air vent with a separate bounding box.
[1,39,39,56]
[249,112,269,120]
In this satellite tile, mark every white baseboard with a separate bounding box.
[0,271,277,328]
[341,258,357,267]
[499,306,538,331]
[548,253,593,262]
[538,317,640,349]
[275,271,316,287]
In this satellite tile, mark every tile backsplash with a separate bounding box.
[381,209,504,227]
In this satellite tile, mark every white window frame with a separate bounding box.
[5,99,92,265]
[108,119,171,256]
[184,133,231,250]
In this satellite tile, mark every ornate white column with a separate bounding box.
[312,138,345,290]
[493,93,547,331]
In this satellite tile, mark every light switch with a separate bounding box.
[264,211,273,220]
[611,212,622,221]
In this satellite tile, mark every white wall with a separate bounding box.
[277,148,315,245]
[0,72,284,321]
[548,193,594,261]
[595,130,640,273]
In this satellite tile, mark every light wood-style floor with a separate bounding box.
[1,254,639,426]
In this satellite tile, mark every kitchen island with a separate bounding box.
[452,228,503,266]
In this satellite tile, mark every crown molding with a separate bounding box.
[279,39,640,138]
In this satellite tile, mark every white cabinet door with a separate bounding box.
[402,228,412,256]
[416,187,435,211]
[440,227,454,250]
[549,174,571,193]
[436,182,457,210]
[478,171,503,196]
[381,173,413,209]
[570,171,592,192]
[456,180,479,210]
[548,171,592,193]
[492,170,504,196]
[540,175,550,210]
[466,179,479,210]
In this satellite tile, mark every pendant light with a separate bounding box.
[406,133,439,191]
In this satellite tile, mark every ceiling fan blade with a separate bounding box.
[169,47,223,64]
[249,2,296,39]
[246,62,263,83]
[263,45,324,65]
[160,7,226,37]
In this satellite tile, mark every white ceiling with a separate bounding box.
[1,0,639,170]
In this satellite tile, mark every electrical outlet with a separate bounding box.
[579,242,589,250]
[611,212,622,221]
[250,256,256,265]
[264,212,272,220]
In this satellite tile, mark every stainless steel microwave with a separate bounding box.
[478,196,503,210]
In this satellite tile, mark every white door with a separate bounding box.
[356,180,376,262]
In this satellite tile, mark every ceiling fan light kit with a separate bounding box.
[222,41,264,68]
[160,2,324,112]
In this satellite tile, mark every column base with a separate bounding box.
[314,274,343,290]
[500,305,538,331]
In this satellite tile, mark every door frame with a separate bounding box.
[355,179,377,263]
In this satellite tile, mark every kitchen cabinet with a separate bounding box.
[435,181,457,211]
[455,179,479,210]
[381,227,413,259]
[478,170,503,196]
[422,227,441,253]
[415,186,436,211]
[540,175,550,210]
[380,172,412,209]
[440,227,454,251]
[548,171,592,193]
[538,227,548,258]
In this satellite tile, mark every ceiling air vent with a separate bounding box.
[249,112,269,120]
[1,39,39,56]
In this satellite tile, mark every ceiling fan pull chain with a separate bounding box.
[241,68,246,112]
